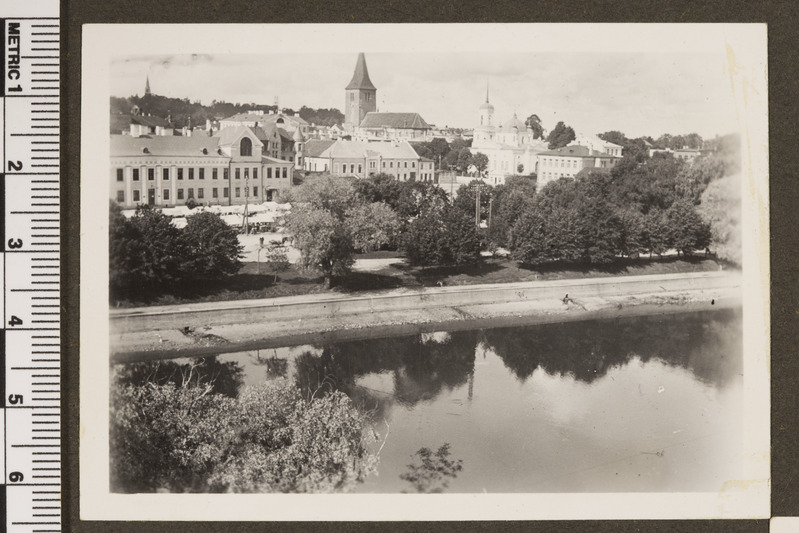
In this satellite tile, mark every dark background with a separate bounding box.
[63,1,797,531]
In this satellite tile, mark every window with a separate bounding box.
[235,168,240,180]
[178,168,183,180]
[148,168,154,181]
[177,189,184,200]
[199,168,205,180]
[358,164,362,173]
[267,167,272,179]
[213,168,218,179]
[244,168,249,179]
[253,186,258,197]
[404,162,407,168]
[235,187,240,198]
[133,190,140,202]
[390,162,394,168]
[412,162,416,168]
[163,189,170,201]
[163,168,169,180]
[223,187,229,198]
[188,188,194,199]
[223,168,229,180]
[350,164,355,173]
[382,161,386,168]
[198,188,204,199]
[240,137,252,157]
[116,190,124,202]
[189,168,194,180]
[132,169,140,181]
[116,168,123,182]
[282,167,287,178]
[253,168,258,180]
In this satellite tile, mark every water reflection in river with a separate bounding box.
[117,308,743,493]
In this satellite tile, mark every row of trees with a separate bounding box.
[285,174,481,287]
[110,203,243,298]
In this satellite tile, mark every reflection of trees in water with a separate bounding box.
[293,331,479,417]
[482,309,742,387]
[112,357,244,398]
[250,350,290,380]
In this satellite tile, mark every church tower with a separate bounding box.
[144,74,151,96]
[477,80,494,128]
[344,53,377,130]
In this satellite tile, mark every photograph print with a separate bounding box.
[81,23,769,521]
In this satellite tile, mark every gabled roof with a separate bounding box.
[304,139,335,158]
[130,115,171,128]
[359,112,431,130]
[214,125,264,147]
[319,139,421,160]
[345,53,376,91]
[110,134,224,158]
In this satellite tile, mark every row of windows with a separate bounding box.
[541,158,582,168]
[117,185,263,203]
[116,166,290,182]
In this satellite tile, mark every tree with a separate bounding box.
[699,173,741,265]
[263,244,290,282]
[345,202,401,253]
[286,174,355,219]
[286,206,354,288]
[488,176,537,248]
[353,173,403,210]
[666,199,711,256]
[402,205,481,267]
[110,204,185,293]
[472,152,489,174]
[182,211,243,280]
[524,114,545,139]
[546,121,576,149]
[642,209,671,258]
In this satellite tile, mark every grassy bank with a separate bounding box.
[113,254,724,308]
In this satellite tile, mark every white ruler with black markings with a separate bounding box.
[0,1,61,532]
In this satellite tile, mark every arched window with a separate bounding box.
[240,137,252,157]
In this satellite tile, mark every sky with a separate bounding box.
[109,48,740,140]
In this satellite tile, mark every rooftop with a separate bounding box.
[110,134,224,158]
[360,112,431,130]
[345,53,377,91]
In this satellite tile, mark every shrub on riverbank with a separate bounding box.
[110,372,377,493]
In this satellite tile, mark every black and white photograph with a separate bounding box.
[80,23,769,521]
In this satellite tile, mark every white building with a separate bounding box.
[303,139,427,181]
[470,89,548,185]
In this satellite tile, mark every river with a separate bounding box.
[113,307,743,493]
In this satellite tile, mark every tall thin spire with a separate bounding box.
[145,74,151,96]
[486,78,490,103]
[346,53,377,91]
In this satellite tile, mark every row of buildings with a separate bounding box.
[110,53,707,209]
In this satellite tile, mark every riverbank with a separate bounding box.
[111,272,741,362]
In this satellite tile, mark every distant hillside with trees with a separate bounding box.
[110,93,343,129]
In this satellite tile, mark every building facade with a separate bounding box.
[470,90,548,185]
[303,139,426,181]
[110,127,294,209]
[536,145,621,190]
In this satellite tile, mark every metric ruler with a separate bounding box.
[0,1,61,532]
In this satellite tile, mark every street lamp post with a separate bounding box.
[243,172,250,235]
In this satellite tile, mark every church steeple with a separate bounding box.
[145,75,151,96]
[344,53,377,129]
[346,53,376,91]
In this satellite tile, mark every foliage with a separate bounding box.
[353,173,404,210]
[666,199,711,255]
[488,176,537,248]
[524,114,545,139]
[699,174,741,264]
[286,174,355,219]
[297,106,344,127]
[263,244,290,282]
[182,211,244,279]
[285,205,354,288]
[346,202,401,253]
[442,147,473,173]
[472,152,489,173]
[453,180,491,223]
[402,206,481,267]
[674,155,727,204]
[400,443,463,493]
[110,375,377,493]
[546,121,576,149]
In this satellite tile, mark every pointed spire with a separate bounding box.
[346,53,376,91]
[486,78,490,103]
[145,74,151,96]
